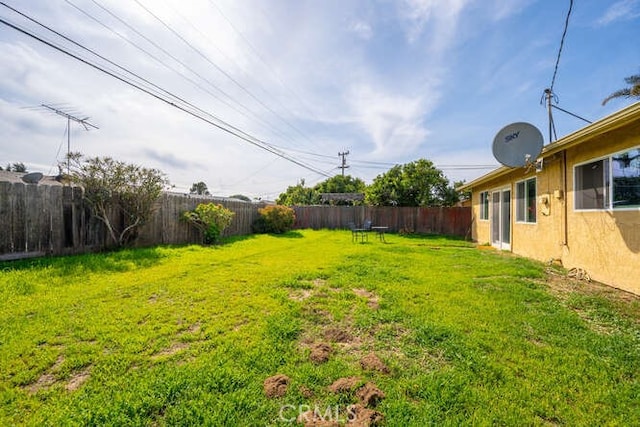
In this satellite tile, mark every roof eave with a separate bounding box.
[459,101,640,192]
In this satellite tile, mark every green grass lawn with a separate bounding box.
[1,230,639,426]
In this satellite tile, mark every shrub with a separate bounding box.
[182,203,234,244]
[253,205,295,234]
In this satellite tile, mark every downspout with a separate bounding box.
[562,150,568,248]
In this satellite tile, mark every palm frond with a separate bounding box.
[602,89,631,106]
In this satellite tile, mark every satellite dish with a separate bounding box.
[21,172,43,184]
[492,122,543,168]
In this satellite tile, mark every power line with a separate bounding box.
[0,11,330,178]
[79,0,314,152]
[82,0,265,122]
[160,0,324,152]
[549,0,573,93]
[541,0,592,143]
[207,0,331,137]
[132,0,321,152]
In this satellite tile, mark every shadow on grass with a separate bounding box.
[0,246,165,275]
[263,231,304,239]
[220,234,258,245]
[395,233,472,247]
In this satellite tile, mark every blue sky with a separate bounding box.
[1,0,639,199]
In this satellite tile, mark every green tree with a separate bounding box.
[314,175,366,194]
[314,174,366,205]
[66,153,168,247]
[365,159,458,207]
[602,72,640,105]
[190,181,210,196]
[277,179,319,206]
[3,162,27,172]
[454,180,471,203]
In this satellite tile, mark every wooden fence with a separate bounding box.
[292,206,471,237]
[0,175,471,260]
[0,179,262,260]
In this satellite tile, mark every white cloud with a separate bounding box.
[349,20,374,40]
[398,0,468,49]
[596,0,640,26]
[345,85,432,159]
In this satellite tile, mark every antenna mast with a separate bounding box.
[39,104,98,175]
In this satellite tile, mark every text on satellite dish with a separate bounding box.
[504,131,520,143]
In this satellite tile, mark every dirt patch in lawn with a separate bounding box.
[151,342,189,359]
[349,403,384,425]
[309,342,332,364]
[328,376,361,393]
[356,382,385,407]
[545,268,640,304]
[353,288,380,309]
[65,367,91,391]
[360,353,390,374]
[264,374,290,398]
[544,267,640,326]
[324,327,353,343]
[24,354,65,394]
[289,289,313,301]
[186,322,201,334]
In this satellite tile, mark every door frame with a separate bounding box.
[490,186,512,251]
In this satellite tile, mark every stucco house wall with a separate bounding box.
[465,103,640,295]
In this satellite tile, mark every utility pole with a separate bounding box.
[39,104,98,175]
[338,150,350,177]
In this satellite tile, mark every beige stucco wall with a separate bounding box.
[470,162,565,262]
[469,121,640,295]
[562,126,640,294]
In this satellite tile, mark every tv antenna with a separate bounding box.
[39,103,98,175]
[492,122,544,168]
[541,89,591,143]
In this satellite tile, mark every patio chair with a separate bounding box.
[348,222,367,242]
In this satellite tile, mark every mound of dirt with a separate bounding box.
[356,382,385,407]
[309,342,332,364]
[348,403,384,426]
[328,376,361,393]
[360,353,390,374]
[264,374,290,398]
[324,327,352,343]
[299,385,314,398]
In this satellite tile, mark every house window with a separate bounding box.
[479,191,489,220]
[516,177,536,223]
[575,159,610,209]
[575,147,640,210]
[612,148,640,208]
